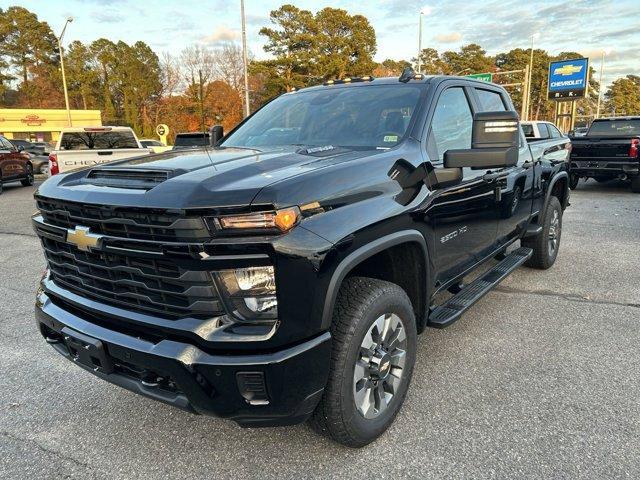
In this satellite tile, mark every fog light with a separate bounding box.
[216,266,277,320]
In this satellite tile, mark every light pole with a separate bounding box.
[57,16,73,127]
[416,7,431,73]
[595,49,610,119]
[240,0,250,118]
[524,33,537,121]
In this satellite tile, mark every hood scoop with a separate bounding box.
[85,168,169,189]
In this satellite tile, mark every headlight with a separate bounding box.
[215,266,277,320]
[208,207,300,234]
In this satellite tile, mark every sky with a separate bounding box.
[2,0,638,87]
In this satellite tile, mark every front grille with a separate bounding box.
[36,196,210,242]
[41,236,223,319]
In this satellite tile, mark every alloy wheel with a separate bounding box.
[353,313,407,419]
[548,209,560,256]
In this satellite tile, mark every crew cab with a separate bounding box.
[0,134,34,194]
[48,126,151,176]
[521,120,571,165]
[568,116,640,192]
[32,72,569,447]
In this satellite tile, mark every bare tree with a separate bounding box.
[179,44,217,89]
[160,52,183,97]
[213,42,246,92]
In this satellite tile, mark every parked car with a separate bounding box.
[33,72,569,447]
[520,120,572,164]
[9,138,45,157]
[568,116,640,191]
[173,132,210,149]
[48,126,152,176]
[0,134,34,194]
[140,139,172,153]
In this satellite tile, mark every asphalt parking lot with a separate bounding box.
[0,177,638,479]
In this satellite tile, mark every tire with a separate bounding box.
[0,177,3,195]
[631,175,640,193]
[569,173,579,190]
[310,277,417,447]
[21,164,34,187]
[522,196,562,269]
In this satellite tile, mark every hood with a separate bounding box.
[36,146,373,210]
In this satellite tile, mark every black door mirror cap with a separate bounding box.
[209,125,224,146]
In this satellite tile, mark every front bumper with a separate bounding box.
[36,289,331,427]
[570,159,639,177]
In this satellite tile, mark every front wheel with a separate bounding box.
[522,196,562,269]
[569,173,579,190]
[310,277,417,447]
[21,164,34,187]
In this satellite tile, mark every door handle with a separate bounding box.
[97,151,113,156]
[523,160,534,169]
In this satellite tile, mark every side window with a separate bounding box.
[427,87,473,161]
[0,137,13,150]
[537,123,550,139]
[475,89,506,112]
[548,124,562,138]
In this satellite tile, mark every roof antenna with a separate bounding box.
[399,66,416,83]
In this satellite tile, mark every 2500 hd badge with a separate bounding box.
[33,70,569,447]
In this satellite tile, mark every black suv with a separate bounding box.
[33,73,569,447]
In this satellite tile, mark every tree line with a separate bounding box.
[1,4,638,141]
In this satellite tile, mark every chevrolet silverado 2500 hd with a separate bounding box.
[33,72,569,447]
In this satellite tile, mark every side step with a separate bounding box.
[427,247,533,329]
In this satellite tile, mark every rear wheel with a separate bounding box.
[310,277,417,447]
[0,176,3,195]
[21,164,34,186]
[522,196,562,269]
[631,175,640,193]
[569,173,579,190]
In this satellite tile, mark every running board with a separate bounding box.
[427,247,533,329]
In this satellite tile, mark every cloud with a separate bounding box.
[246,14,269,27]
[435,32,462,43]
[202,25,240,43]
[90,9,123,23]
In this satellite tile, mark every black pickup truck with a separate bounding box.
[569,116,640,192]
[32,72,569,447]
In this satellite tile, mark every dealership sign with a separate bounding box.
[466,73,493,82]
[547,58,589,100]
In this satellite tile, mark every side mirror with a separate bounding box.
[209,125,224,146]
[444,110,519,169]
[16,144,24,152]
[568,130,575,137]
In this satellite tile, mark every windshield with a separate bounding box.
[587,119,640,136]
[222,84,423,149]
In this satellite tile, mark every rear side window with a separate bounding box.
[475,89,506,112]
[428,87,473,161]
[522,124,534,138]
[548,124,562,138]
[538,123,551,139]
[60,131,139,150]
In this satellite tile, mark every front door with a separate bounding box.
[422,86,500,286]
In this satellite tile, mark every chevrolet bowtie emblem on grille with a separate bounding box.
[66,226,103,252]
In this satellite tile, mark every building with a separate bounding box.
[0,108,102,143]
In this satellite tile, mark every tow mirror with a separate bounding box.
[209,125,224,146]
[444,110,519,169]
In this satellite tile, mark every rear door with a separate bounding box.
[423,84,500,285]
[0,136,26,180]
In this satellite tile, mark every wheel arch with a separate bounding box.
[321,230,430,332]
[539,171,569,225]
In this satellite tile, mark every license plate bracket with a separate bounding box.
[62,327,115,374]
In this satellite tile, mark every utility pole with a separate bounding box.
[57,17,74,127]
[521,64,529,120]
[596,50,606,119]
[525,34,535,121]
[198,69,205,133]
[240,0,250,118]
[416,8,431,74]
